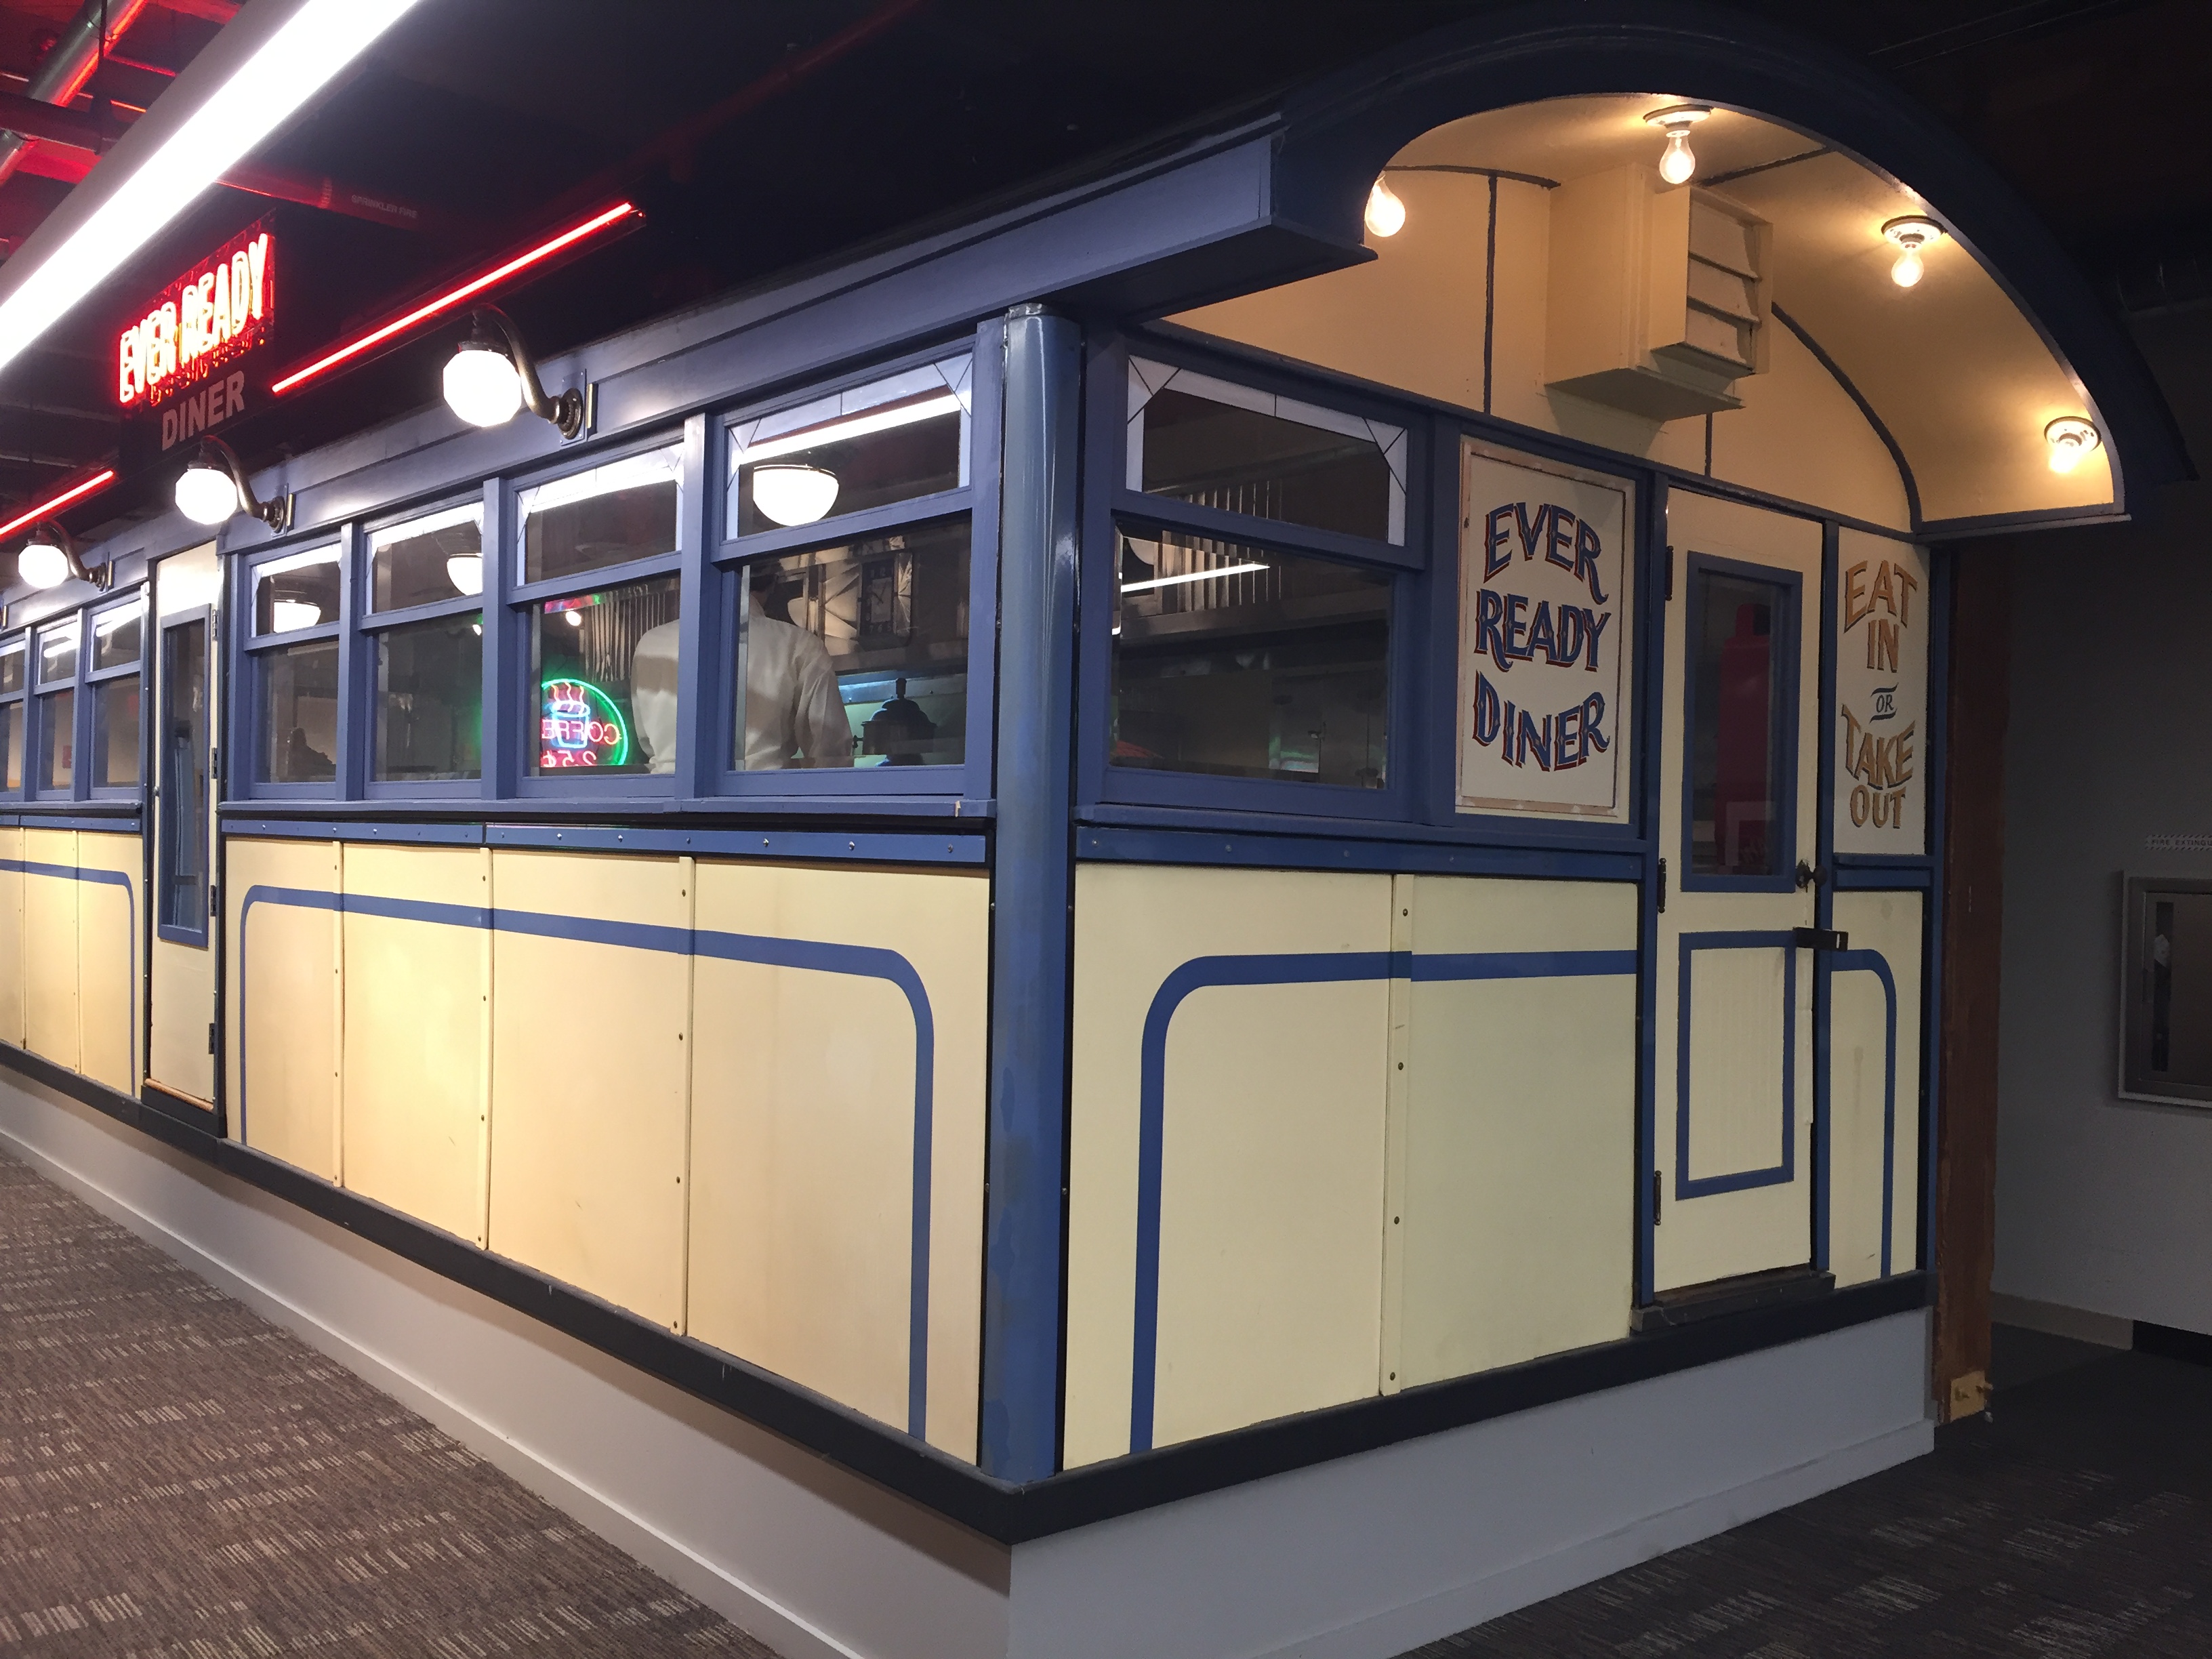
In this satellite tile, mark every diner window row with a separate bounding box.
[0,588,144,802]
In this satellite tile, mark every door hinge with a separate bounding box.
[207,1021,218,1056]
[1793,926,1849,951]
[1652,1168,1663,1225]
[1656,856,1668,914]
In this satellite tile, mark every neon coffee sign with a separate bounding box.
[539,678,630,769]
[117,221,274,410]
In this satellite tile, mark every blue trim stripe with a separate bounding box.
[1831,948,1900,1278]
[1675,930,1798,1200]
[1,858,136,1082]
[1128,945,1637,1454]
[237,884,937,1441]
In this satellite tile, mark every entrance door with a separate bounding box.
[1653,491,1821,1294]
[147,544,222,1105]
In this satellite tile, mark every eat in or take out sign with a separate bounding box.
[1832,534,1928,853]
[115,218,275,454]
[1456,441,1633,819]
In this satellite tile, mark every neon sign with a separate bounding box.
[539,678,629,769]
[117,220,274,409]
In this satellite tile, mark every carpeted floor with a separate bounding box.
[0,1147,773,1657]
[1399,1337,2212,1656]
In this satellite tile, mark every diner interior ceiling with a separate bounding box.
[0,0,2193,553]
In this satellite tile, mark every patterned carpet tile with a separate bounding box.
[0,1149,777,1658]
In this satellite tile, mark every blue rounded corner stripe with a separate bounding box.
[1,859,137,1082]
[1128,946,1637,1454]
[237,884,937,1443]
[1830,948,1900,1279]
[1674,931,1799,1202]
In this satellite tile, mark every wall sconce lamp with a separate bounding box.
[2045,416,2102,475]
[443,306,588,438]
[1645,104,1712,185]
[1364,174,1407,238]
[174,436,293,531]
[15,520,110,592]
[1882,216,1944,288]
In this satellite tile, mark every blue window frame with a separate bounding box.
[86,592,146,799]
[30,614,81,800]
[157,605,213,947]
[711,333,1000,802]
[362,498,485,799]
[1677,551,1802,894]
[0,632,24,798]
[237,536,346,799]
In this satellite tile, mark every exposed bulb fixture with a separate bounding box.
[1645,105,1712,186]
[446,553,485,595]
[1883,216,1944,288]
[271,600,323,632]
[2045,416,2101,475]
[16,538,68,590]
[750,463,840,527]
[173,438,291,531]
[1364,175,1406,238]
[442,307,586,438]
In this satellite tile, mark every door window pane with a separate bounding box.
[94,678,140,787]
[38,621,77,685]
[520,447,680,586]
[0,643,22,695]
[1689,569,1792,878]
[260,638,339,783]
[375,613,482,781]
[1128,361,1406,544]
[39,689,73,790]
[1,702,20,791]
[738,517,970,771]
[159,619,209,935]
[1111,527,1389,787]
[253,545,342,635]
[531,573,680,776]
[730,359,970,537]
[92,600,143,670]
[371,503,483,611]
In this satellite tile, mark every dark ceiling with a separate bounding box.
[0,0,2202,550]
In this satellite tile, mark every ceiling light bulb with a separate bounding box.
[443,339,523,427]
[446,552,485,596]
[2045,416,2100,475]
[174,460,241,525]
[750,463,840,527]
[1883,216,1943,289]
[1645,105,1711,186]
[271,599,322,632]
[17,539,67,590]
[1364,176,1406,238]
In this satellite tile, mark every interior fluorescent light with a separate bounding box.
[0,0,426,376]
[371,501,483,550]
[737,394,962,466]
[255,544,340,578]
[519,448,678,518]
[1120,561,1270,594]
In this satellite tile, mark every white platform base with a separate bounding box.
[0,1072,1933,1659]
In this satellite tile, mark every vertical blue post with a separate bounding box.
[981,302,1081,1483]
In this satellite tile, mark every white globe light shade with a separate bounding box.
[16,539,68,589]
[446,552,485,595]
[1364,176,1406,238]
[443,341,523,428]
[174,462,241,525]
[271,599,323,632]
[750,464,840,527]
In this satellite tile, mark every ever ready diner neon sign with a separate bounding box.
[117,221,274,411]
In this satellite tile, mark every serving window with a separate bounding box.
[87,594,144,793]
[243,541,344,792]
[365,501,483,787]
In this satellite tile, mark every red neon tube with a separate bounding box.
[270,201,640,396]
[0,468,115,541]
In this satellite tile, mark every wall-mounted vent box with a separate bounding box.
[1544,163,1771,422]
[2121,876,2212,1107]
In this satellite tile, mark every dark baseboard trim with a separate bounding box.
[1631,1266,1838,1332]
[140,1079,224,1139]
[2134,1322,2212,1366]
[0,1041,1933,1544]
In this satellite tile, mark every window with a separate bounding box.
[729,358,970,537]
[158,617,210,939]
[371,501,483,611]
[253,544,341,634]
[531,573,679,776]
[1686,565,1794,879]
[519,447,680,586]
[0,638,22,794]
[1111,527,1389,786]
[35,619,77,793]
[1128,359,1407,544]
[261,638,339,783]
[88,596,143,790]
[738,519,969,771]
[365,502,485,785]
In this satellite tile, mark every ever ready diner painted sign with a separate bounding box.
[1832,531,1928,853]
[1456,441,1633,819]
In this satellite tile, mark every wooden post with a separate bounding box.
[1933,544,2011,1420]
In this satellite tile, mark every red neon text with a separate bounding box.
[119,224,274,409]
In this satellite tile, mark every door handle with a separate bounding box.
[1793,926,1849,951]
[1794,860,1824,891]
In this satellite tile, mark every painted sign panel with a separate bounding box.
[1832,532,1927,853]
[1456,441,1634,819]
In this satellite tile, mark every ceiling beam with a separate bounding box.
[148,0,241,22]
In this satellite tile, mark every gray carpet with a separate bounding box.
[1400,1338,2212,1656]
[0,1146,773,1656]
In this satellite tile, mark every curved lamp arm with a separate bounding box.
[200,436,293,533]
[22,520,113,592]
[474,306,588,438]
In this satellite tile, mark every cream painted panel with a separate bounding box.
[1387,874,1637,1390]
[488,850,689,1331]
[1830,891,1925,1288]
[1683,947,1791,1183]
[148,933,216,1099]
[1711,321,1910,531]
[0,826,24,1047]
[1170,170,1492,411]
[23,829,77,1071]
[228,838,340,1179]
[687,861,988,1458]
[154,541,220,620]
[342,844,488,1245]
[1483,177,1552,432]
[1064,863,1391,1466]
[75,832,140,1093]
